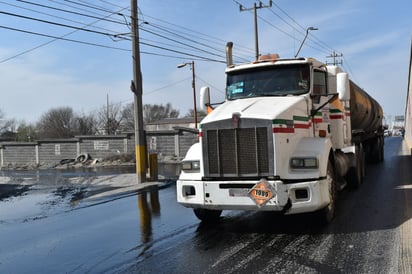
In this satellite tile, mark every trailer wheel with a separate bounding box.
[193,208,222,223]
[369,137,384,163]
[346,144,364,189]
[318,160,337,224]
[379,136,384,162]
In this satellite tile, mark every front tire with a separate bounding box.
[193,208,222,223]
[346,143,364,189]
[318,160,337,224]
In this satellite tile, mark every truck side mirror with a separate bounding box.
[199,86,210,112]
[336,72,350,101]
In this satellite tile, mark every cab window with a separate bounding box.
[313,70,327,96]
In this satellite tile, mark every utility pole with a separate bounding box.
[130,0,146,183]
[106,93,110,135]
[177,61,197,128]
[239,0,272,60]
[190,61,197,129]
[326,51,343,66]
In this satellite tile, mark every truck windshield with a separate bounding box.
[226,64,310,100]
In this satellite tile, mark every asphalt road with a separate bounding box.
[0,137,411,273]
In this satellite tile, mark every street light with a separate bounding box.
[177,61,198,129]
[295,27,318,58]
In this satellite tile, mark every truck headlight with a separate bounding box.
[290,157,318,169]
[181,160,200,171]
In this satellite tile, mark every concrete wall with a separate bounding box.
[178,131,199,156]
[1,142,37,165]
[38,139,79,164]
[79,136,128,159]
[0,128,198,168]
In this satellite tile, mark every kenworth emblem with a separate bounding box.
[232,112,241,128]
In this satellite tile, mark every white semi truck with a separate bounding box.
[177,43,384,223]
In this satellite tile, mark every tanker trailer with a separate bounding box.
[349,80,384,163]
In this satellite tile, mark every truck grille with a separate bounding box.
[203,126,270,177]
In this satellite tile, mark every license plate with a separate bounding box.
[229,188,249,197]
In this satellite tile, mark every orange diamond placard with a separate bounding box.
[248,179,275,207]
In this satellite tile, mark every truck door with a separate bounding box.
[311,69,330,137]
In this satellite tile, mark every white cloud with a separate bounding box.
[0,56,130,123]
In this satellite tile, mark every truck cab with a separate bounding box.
[177,44,382,224]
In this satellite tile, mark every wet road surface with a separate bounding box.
[0,138,411,273]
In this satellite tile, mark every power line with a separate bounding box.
[232,0,342,58]
[0,3,132,63]
[98,0,128,9]
[139,16,253,62]
[270,1,305,32]
[2,1,125,36]
[16,0,125,25]
[266,2,353,80]
[0,25,130,56]
[144,22,226,58]
[140,51,221,62]
[2,0,341,66]
[140,12,255,60]
[141,19,250,63]
[0,10,127,39]
[47,0,122,18]
[341,56,359,84]
[269,1,341,56]
[144,77,192,95]
[140,23,226,61]
[0,22,227,64]
[196,75,225,96]
[140,36,226,61]
[5,0,345,63]
[259,17,330,56]
[0,2,234,63]
[140,39,225,63]
[0,21,227,63]
[267,5,304,36]
[63,0,119,14]
[141,13,227,49]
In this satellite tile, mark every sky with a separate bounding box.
[0,0,411,126]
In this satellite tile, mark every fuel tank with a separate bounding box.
[349,81,383,133]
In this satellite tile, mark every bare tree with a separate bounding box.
[0,116,18,141]
[16,122,38,142]
[185,108,207,121]
[143,103,179,123]
[37,107,75,139]
[73,113,97,135]
[0,109,38,141]
[0,109,7,134]
[121,102,180,128]
[120,102,135,132]
[95,102,123,135]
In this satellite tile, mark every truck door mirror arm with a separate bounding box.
[310,93,339,117]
